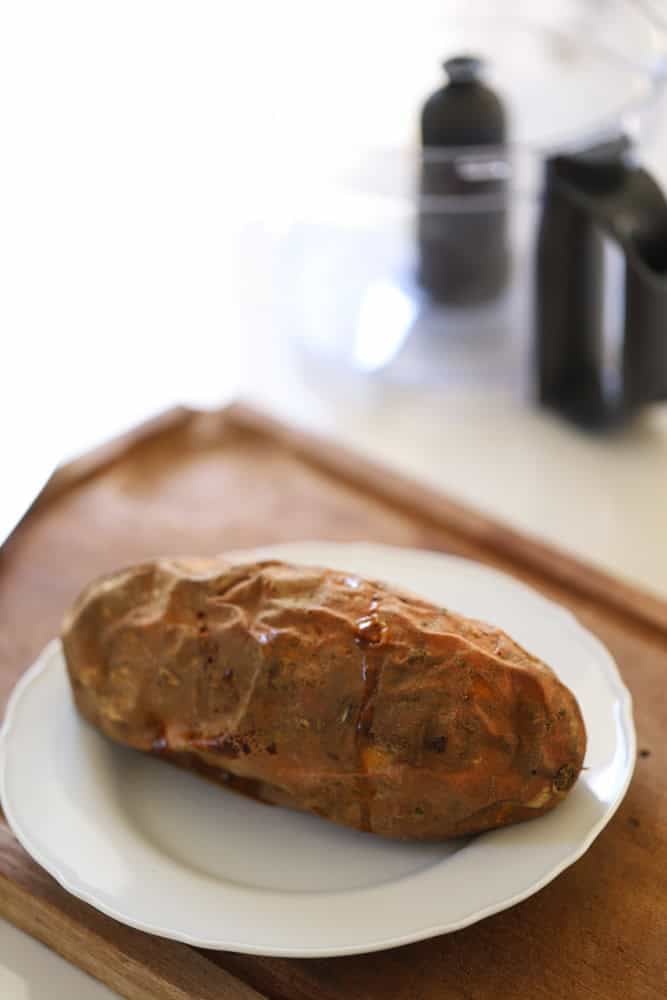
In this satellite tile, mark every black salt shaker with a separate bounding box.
[417,56,509,304]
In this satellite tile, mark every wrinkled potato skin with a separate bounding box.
[62,557,586,839]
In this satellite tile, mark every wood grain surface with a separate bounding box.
[0,404,665,1000]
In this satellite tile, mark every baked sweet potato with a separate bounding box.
[62,557,586,839]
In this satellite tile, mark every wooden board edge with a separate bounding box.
[39,406,196,505]
[7,396,666,636]
[0,822,267,1000]
[225,401,667,636]
[0,406,197,554]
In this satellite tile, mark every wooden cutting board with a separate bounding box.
[0,403,665,1000]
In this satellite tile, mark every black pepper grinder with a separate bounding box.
[417,55,509,304]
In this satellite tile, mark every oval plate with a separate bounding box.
[0,542,635,956]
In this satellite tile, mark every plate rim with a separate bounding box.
[0,543,637,956]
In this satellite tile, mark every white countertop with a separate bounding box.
[2,2,667,996]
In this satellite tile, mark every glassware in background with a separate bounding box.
[255,0,667,429]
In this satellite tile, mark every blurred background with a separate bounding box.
[2,0,667,594]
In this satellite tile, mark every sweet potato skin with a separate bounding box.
[62,557,586,839]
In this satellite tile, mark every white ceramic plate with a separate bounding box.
[0,542,635,957]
